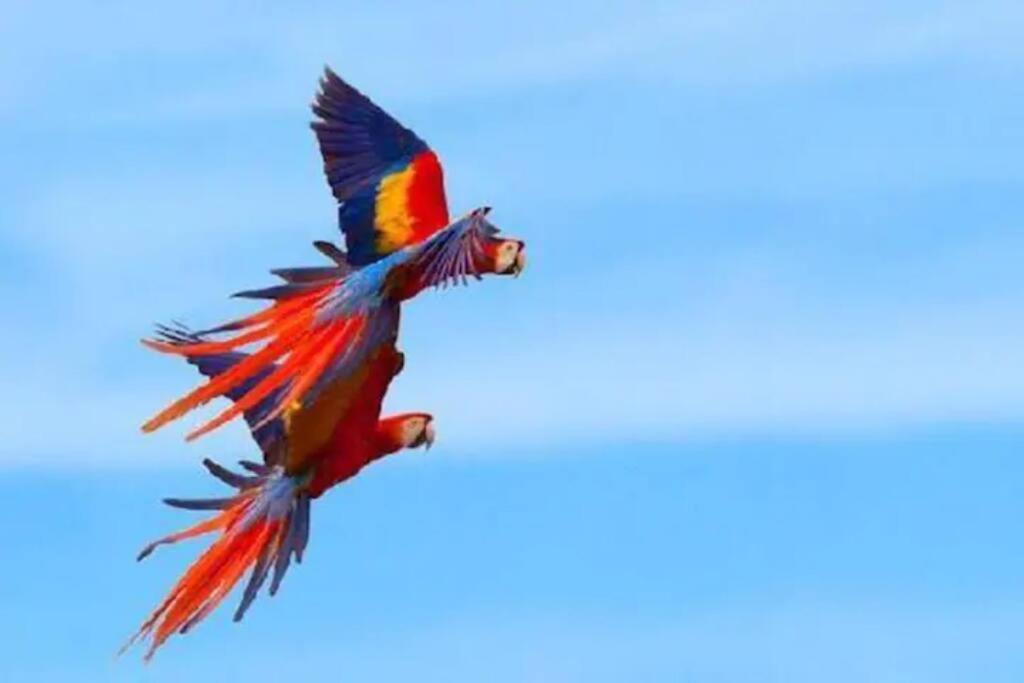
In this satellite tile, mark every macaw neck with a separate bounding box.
[370,419,408,460]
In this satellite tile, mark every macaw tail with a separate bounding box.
[123,459,311,660]
[140,271,393,441]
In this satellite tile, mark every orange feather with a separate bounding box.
[252,316,363,432]
[183,324,337,441]
[141,312,314,433]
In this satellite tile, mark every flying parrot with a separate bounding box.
[123,322,436,660]
[140,67,526,441]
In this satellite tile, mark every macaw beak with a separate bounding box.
[423,421,436,450]
[512,246,526,278]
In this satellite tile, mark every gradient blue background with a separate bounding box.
[2,1,1023,680]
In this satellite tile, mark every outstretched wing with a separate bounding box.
[311,67,450,266]
[153,325,287,460]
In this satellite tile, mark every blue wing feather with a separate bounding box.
[310,67,433,266]
[310,68,427,203]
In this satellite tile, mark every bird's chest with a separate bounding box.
[306,432,378,497]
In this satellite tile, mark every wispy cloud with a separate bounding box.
[179,599,1024,682]
[390,295,1024,454]
[4,2,1023,123]
[5,272,1021,467]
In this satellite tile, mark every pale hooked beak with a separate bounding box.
[423,421,436,450]
[513,248,526,278]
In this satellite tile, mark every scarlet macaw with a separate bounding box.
[124,322,435,660]
[140,68,526,441]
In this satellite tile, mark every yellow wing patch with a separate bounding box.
[281,361,373,475]
[373,165,416,254]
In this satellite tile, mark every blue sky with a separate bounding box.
[1,1,1022,680]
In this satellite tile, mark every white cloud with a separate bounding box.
[5,277,1021,468]
[3,2,1022,122]
[227,598,1024,682]
[388,296,1024,456]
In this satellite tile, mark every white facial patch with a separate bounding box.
[495,241,521,273]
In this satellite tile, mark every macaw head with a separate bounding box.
[469,207,526,278]
[378,412,436,454]
[400,412,436,450]
[486,236,526,277]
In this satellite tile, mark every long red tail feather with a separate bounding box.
[124,464,308,660]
